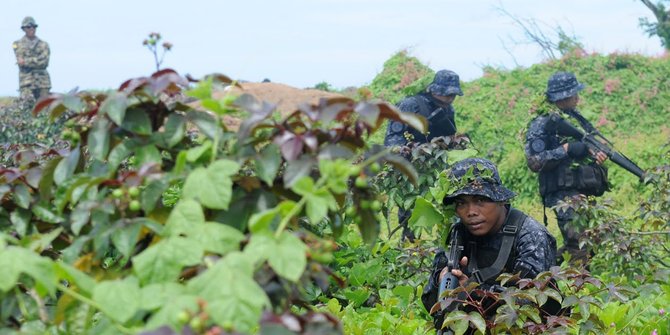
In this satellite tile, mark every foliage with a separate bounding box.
[639,0,670,49]
[0,68,427,334]
[0,99,67,152]
[366,50,434,105]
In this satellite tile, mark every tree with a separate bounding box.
[639,0,670,48]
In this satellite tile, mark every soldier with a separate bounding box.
[13,16,51,111]
[385,70,463,241]
[421,158,557,333]
[384,69,462,147]
[524,72,608,265]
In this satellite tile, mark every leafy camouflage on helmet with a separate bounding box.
[21,16,37,28]
[546,71,585,102]
[427,70,463,97]
[441,158,516,205]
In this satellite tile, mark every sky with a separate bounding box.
[0,0,665,96]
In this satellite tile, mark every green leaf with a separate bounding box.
[88,118,110,161]
[244,232,307,282]
[187,252,269,333]
[12,183,31,209]
[111,219,143,259]
[92,276,141,323]
[255,144,282,186]
[185,77,213,100]
[0,246,57,294]
[182,160,240,210]
[409,197,443,233]
[108,140,134,169]
[121,108,152,135]
[54,262,96,295]
[185,141,212,162]
[141,178,169,214]
[135,144,162,166]
[467,311,487,334]
[32,204,63,224]
[193,222,245,255]
[145,294,199,331]
[53,147,80,186]
[132,237,204,284]
[100,92,128,125]
[140,282,185,311]
[10,208,32,236]
[38,157,60,201]
[163,199,205,237]
[248,201,295,233]
[155,113,186,148]
[187,110,222,140]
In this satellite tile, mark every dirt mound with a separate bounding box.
[223,82,344,113]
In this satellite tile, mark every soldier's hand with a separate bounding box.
[439,256,470,286]
[590,150,608,164]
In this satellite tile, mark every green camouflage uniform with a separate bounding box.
[12,34,51,109]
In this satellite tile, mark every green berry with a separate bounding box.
[354,176,367,188]
[370,200,382,211]
[70,132,80,142]
[360,200,370,209]
[176,311,190,324]
[345,207,356,217]
[64,119,75,128]
[61,129,72,139]
[129,200,141,212]
[112,189,124,198]
[128,186,140,198]
[349,166,361,176]
[189,318,203,331]
[370,162,381,173]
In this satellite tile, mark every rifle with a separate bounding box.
[438,228,464,309]
[550,113,646,181]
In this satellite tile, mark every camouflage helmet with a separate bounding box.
[21,16,37,29]
[427,70,463,97]
[546,71,584,102]
[442,158,516,205]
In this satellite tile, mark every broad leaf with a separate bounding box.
[92,277,141,323]
[182,160,240,210]
[100,92,128,125]
[53,147,81,186]
[132,237,204,284]
[255,144,282,186]
[244,232,307,282]
[0,247,57,295]
[88,118,111,161]
[121,108,152,135]
[409,197,444,233]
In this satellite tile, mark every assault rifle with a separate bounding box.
[550,114,646,181]
[437,228,464,328]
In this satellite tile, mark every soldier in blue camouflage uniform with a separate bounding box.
[385,70,462,241]
[384,69,462,146]
[524,72,608,265]
[422,158,557,333]
[12,16,51,111]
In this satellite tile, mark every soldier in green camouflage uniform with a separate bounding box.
[12,16,51,111]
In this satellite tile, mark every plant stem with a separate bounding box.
[57,283,135,334]
[14,287,29,321]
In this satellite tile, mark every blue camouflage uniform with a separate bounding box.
[422,158,557,332]
[384,70,462,147]
[525,72,607,263]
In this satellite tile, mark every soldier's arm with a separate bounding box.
[23,41,50,69]
[524,116,569,172]
[512,217,557,278]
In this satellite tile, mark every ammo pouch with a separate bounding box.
[542,163,609,196]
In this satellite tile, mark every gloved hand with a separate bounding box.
[566,141,588,159]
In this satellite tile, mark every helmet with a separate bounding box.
[546,71,585,102]
[21,16,38,29]
[442,158,516,205]
[427,70,463,97]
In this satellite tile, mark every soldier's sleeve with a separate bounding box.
[512,216,557,278]
[524,115,568,172]
[384,97,420,147]
[23,41,50,69]
[420,249,447,313]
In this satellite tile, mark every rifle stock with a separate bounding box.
[437,228,463,311]
[552,114,646,181]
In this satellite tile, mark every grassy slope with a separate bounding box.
[367,51,670,239]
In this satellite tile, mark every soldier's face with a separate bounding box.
[453,195,506,236]
[555,94,579,110]
[23,26,36,38]
[432,94,456,106]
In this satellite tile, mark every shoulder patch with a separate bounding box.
[12,43,18,49]
[531,139,546,153]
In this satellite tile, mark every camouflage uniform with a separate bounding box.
[422,158,557,332]
[384,70,462,146]
[385,70,462,241]
[13,17,51,110]
[525,72,604,264]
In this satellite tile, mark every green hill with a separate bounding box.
[367,50,670,227]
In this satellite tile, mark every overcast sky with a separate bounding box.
[1,0,665,96]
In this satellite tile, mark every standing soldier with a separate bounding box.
[384,69,463,241]
[13,16,51,111]
[525,72,608,265]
